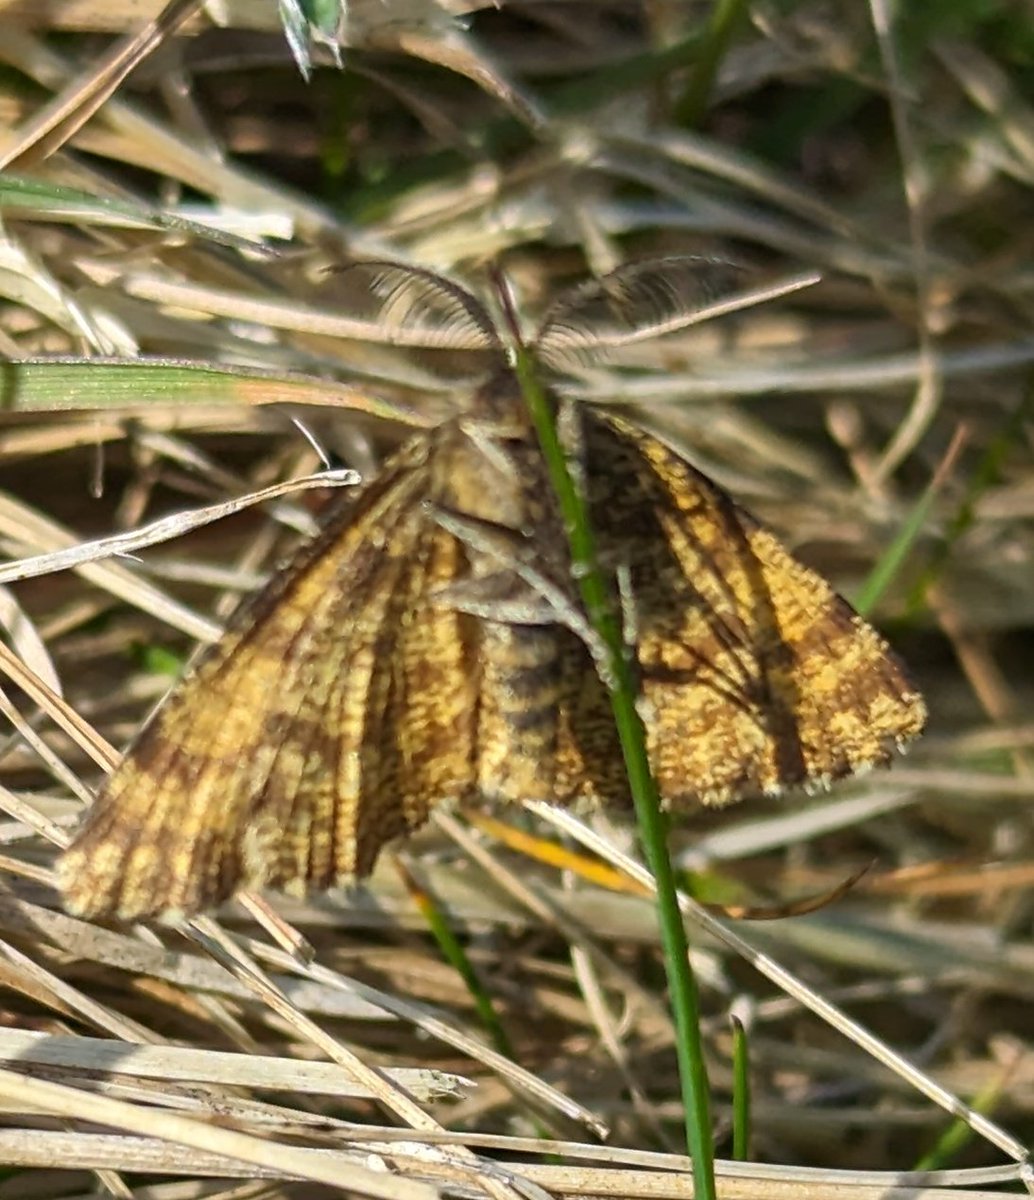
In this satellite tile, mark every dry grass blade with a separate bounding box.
[0,1066,437,1198]
[0,639,118,773]
[246,932,609,1134]
[0,1027,467,1102]
[0,0,205,171]
[0,493,219,642]
[0,468,358,585]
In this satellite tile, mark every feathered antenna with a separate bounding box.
[331,260,503,352]
[536,257,819,368]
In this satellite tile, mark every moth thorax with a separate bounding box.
[439,424,532,536]
[467,369,536,436]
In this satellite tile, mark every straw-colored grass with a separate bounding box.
[0,2,1032,1197]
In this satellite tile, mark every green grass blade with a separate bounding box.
[509,335,716,1196]
[730,1015,751,1161]
[913,1065,1012,1171]
[397,859,515,1059]
[853,426,967,617]
[672,0,750,128]
[905,388,1034,619]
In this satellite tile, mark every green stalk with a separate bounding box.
[904,388,1032,619]
[730,1015,751,1160]
[672,0,750,128]
[854,425,967,618]
[510,342,717,1198]
[398,860,515,1058]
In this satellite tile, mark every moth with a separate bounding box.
[58,260,926,920]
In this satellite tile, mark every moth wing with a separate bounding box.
[59,437,477,921]
[553,414,925,807]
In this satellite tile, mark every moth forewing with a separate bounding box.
[579,413,926,806]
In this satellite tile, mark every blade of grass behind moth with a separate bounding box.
[236,892,315,963]
[672,0,751,129]
[501,282,717,1198]
[0,581,59,693]
[671,0,753,129]
[912,1048,1021,1172]
[905,386,1034,620]
[1,359,432,423]
[730,1015,751,1161]
[0,688,94,811]
[0,781,71,856]
[0,638,118,775]
[532,802,1031,1165]
[394,856,516,1060]
[0,176,279,254]
[853,424,968,618]
[462,808,645,893]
